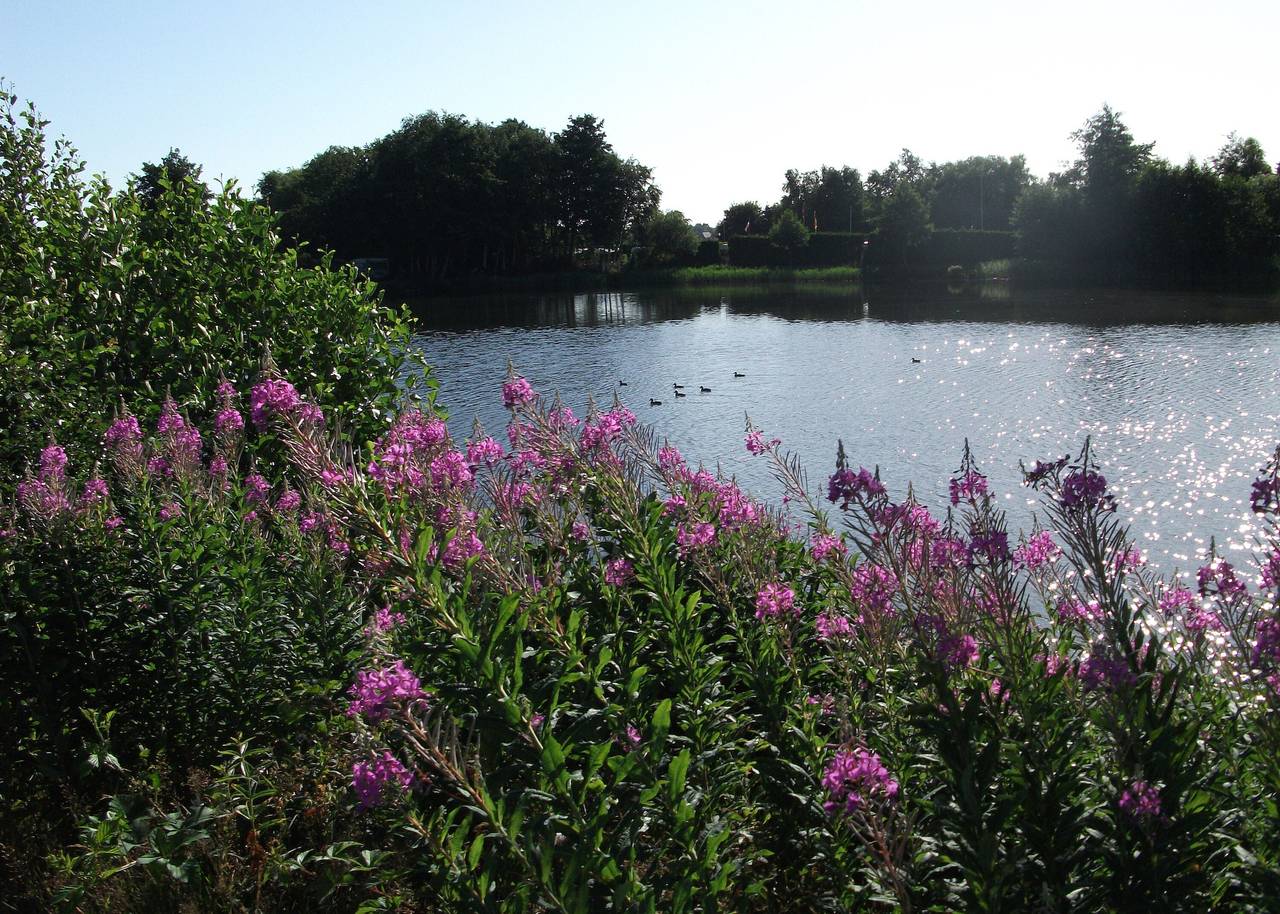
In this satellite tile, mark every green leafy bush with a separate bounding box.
[7,371,1280,911]
[0,88,433,481]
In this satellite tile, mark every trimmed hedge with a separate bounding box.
[728,232,870,268]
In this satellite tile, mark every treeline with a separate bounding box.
[256,113,659,280]
[721,108,1280,281]
[249,104,1280,284]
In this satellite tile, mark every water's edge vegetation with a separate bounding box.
[5,86,1280,913]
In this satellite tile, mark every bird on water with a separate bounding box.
[733,371,745,378]
[699,385,711,393]
[650,398,662,406]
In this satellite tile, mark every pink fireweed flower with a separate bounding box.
[938,632,979,670]
[158,502,182,522]
[1251,618,1280,668]
[850,563,898,619]
[930,536,968,568]
[17,479,71,520]
[949,470,990,505]
[1058,598,1104,624]
[156,397,186,436]
[815,611,853,641]
[466,435,504,467]
[811,533,847,562]
[822,747,899,816]
[1014,530,1060,570]
[105,414,143,455]
[430,450,474,491]
[1112,546,1144,572]
[249,378,302,427]
[352,751,414,809]
[604,557,634,586]
[39,444,68,484]
[571,520,590,541]
[214,406,244,436]
[827,467,885,509]
[755,582,798,620]
[78,477,109,509]
[662,494,687,515]
[441,531,485,569]
[502,377,536,408]
[657,445,685,472]
[275,490,301,514]
[244,473,271,506]
[714,481,762,529]
[104,515,124,531]
[215,378,237,401]
[1262,550,1280,590]
[346,659,427,722]
[1185,606,1224,633]
[1118,780,1164,823]
[1198,558,1247,601]
[320,466,352,488]
[1060,469,1109,509]
[676,521,716,555]
[745,430,780,455]
[1078,655,1136,692]
[369,604,408,633]
[1158,586,1197,615]
[620,725,642,751]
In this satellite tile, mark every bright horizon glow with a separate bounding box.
[5,0,1277,226]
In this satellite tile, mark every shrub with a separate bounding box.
[0,88,434,482]
[9,368,1280,911]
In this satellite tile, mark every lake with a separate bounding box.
[405,283,1280,578]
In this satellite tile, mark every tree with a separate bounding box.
[929,155,1031,231]
[877,185,931,266]
[1070,105,1154,199]
[1212,133,1272,179]
[133,148,208,206]
[768,209,810,263]
[636,209,698,265]
[718,201,763,238]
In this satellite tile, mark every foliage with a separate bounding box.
[716,201,764,239]
[1213,132,1273,180]
[633,209,699,266]
[7,367,1280,911]
[767,209,811,260]
[260,111,658,281]
[0,88,432,479]
[132,148,208,207]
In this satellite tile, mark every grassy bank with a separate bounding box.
[387,264,861,294]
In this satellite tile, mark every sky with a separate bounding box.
[5,0,1278,226]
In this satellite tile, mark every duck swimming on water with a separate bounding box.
[650,398,662,406]
[674,389,686,398]
[733,371,745,378]
[699,385,711,393]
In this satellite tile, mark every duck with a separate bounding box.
[911,358,922,364]
[699,385,711,393]
[619,380,628,386]
[672,383,685,389]
[650,398,662,406]
[733,371,745,378]
[674,389,686,398]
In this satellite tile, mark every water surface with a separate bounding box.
[406,283,1280,576]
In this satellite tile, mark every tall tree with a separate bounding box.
[133,148,207,206]
[1212,132,1272,180]
[718,201,763,238]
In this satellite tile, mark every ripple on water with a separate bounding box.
[406,285,1280,574]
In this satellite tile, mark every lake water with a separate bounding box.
[406,283,1280,577]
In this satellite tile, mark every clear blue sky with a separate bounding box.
[5,0,1277,225]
